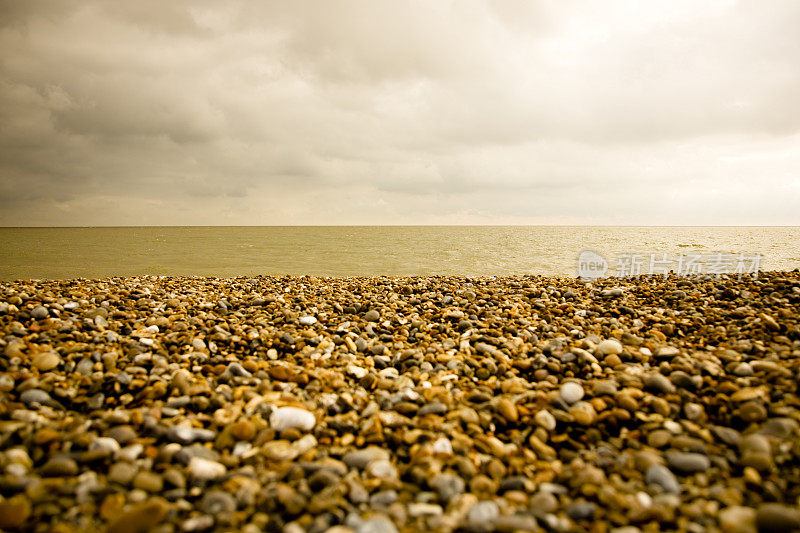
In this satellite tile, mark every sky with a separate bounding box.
[1,0,799,226]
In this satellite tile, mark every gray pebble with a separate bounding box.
[645,464,681,494]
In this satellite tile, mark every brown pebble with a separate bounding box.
[106,498,170,533]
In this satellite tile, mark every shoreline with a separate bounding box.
[1,272,799,531]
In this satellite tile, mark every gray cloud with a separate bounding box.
[1,0,799,225]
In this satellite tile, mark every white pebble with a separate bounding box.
[366,459,398,480]
[347,365,368,379]
[270,406,316,432]
[89,437,121,455]
[596,339,623,356]
[559,382,584,404]
[187,457,227,480]
[299,316,317,325]
[432,437,453,456]
[535,409,557,431]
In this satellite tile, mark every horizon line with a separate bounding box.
[2,224,800,229]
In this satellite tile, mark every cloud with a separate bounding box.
[0,0,799,225]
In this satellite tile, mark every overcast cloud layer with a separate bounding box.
[1,0,800,225]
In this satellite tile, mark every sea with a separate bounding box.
[0,226,798,280]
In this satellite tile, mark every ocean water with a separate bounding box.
[0,226,798,280]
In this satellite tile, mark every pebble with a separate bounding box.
[431,473,465,503]
[166,426,216,445]
[465,500,500,532]
[109,462,138,485]
[187,457,226,480]
[0,496,31,529]
[644,373,676,394]
[645,464,681,494]
[719,506,757,533]
[270,406,316,432]
[40,456,78,477]
[1,271,799,532]
[596,339,623,355]
[535,409,557,431]
[665,451,710,473]
[31,305,49,319]
[755,503,800,532]
[356,516,398,533]
[106,498,170,533]
[133,471,163,492]
[559,382,584,404]
[344,447,390,469]
[31,351,61,371]
[201,490,237,514]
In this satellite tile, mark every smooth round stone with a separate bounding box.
[181,516,215,532]
[761,418,800,439]
[432,437,453,456]
[31,306,49,319]
[740,434,771,454]
[133,471,163,492]
[108,462,137,485]
[347,365,368,379]
[733,362,754,377]
[0,374,14,392]
[32,351,61,371]
[408,503,444,517]
[0,496,31,529]
[569,401,597,425]
[201,490,237,514]
[645,464,680,494]
[560,382,584,404]
[106,499,169,533]
[495,398,518,423]
[370,489,398,506]
[647,430,673,448]
[343,447,390,469]
[41,456,78,477]
[644,373,675,394]
[20,389,55,407]
[596,339,623,356]
[496,515,538,532]
[187,457,226,480]
[740,401,768,422]
[263,440,299,462]
[225,362,251,377]
[430,473,465,503]
[166,426,216,445]
[299,315,317,325]
[465,501,500,533]
[90,437,121,456]
[356,516,398,533]
[107,426,138,445]
[366,459,397,480]
[665,451,710,473]
[740,434,773,471]
[755,503,800,532]
[530,491,559,514]
[535,409,557,431]
[420,402,446,418]
[684,403,704,421]
[364,310,381,322]
[270,406,316,432]
[718,506,756,533]
[230,420,256,441]
[567,501,596,521]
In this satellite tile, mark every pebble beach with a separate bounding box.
[1,271,800,533]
